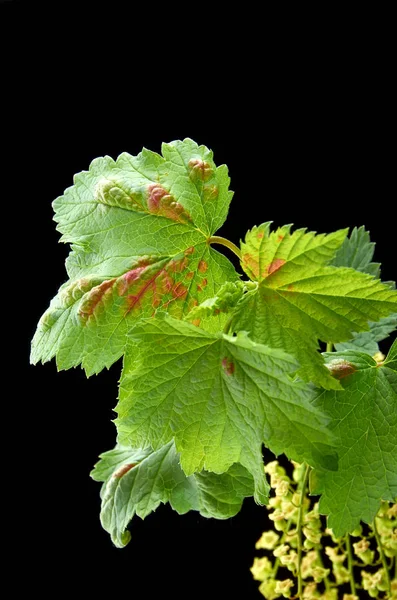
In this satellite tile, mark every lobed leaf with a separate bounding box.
[31,139,237,375]
[235,223,397,389]
[116,315,337,504]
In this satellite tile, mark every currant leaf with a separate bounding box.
[31,139,237,375]
[91,441,254,548]
[234,223,397,389]
[331,225,381,277]
[311,345,397,536]
[116,315,337,504]
[334,313,397,355]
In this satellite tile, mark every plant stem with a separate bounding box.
[297,464,310,599]
[345,533,357,596]
[223,316,234,334]
[373,519,391,596]
[208,236,241,259]
[326,342,334,353]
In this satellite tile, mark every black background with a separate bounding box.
[5,1,395,598]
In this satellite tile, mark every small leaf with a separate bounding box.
[334,313,397,355]
[186,280,246,323]
[91,441,254,547]
[311,345,397,536]
[331,225,381,277]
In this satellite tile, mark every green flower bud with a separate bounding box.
[325,546,346,564]
[259,579,278,600]
[274,519,288,532]
[303,526,322,545]
[275,479,290,497]
[281,500,298,521]
[302,582,318,599]
[301,551,319,578]
[280,550,298,572]
[311,566,330,582]
[372,569,388,592]
[361,570,377,591]
[264,460,280,475]
[274,578,294,598]
[269,508,285,522]
[273,544,289,557]
[292,462,305,483]
[255,530,280,550]
[333,564,350,585]
[250,556,274,581]
[358,549,375,565]
[268,496,283,509]
[304,508,320,523]
[352,539,369,554]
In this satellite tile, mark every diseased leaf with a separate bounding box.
[334,313,397,355]
[234,223,397,389]
[91,441,254,548]
[311,346,397,536]
[31,139,237,375]
[116,315,337,504]
[331,225,381,277]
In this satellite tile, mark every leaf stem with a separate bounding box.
[326,342,334,353]
[345,533,357,596]
[297,464,310,599]
[208,236,241,260]
[373,518,391,596]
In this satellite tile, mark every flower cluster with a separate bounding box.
[251,460,397,599]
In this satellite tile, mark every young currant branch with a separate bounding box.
[30,138,397,595]
[208,235,242,260]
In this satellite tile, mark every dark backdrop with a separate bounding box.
[5,2,395,598]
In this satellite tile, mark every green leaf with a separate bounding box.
[311,346,397,536]
[31,139,237,375]
[334,313,397,355]
[235,223,397,389]
[331,225,381,277]
[116,315,337,504]
[91,441,254,548]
